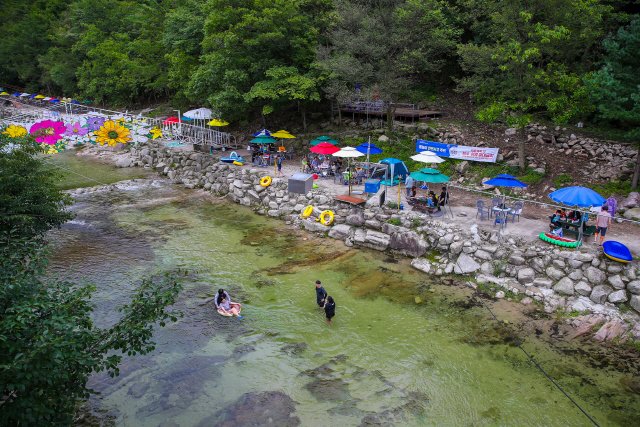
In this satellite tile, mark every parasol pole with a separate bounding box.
[398,176,401,212]
[348,158,352,196]
[367,136,371,178]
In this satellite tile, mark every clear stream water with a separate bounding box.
[44,153,640,427]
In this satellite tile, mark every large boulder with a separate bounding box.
[622,192,640,209]
[554,277,574,295]
[627,280,640,295]
[473,249,492,261]
[631,295,640,312]
[608,275,626,290]
[518,268,535,285]
[608,290,628,304]
[115,157,132,168]
[454,253,481,274]
[302,219,331,232]
[574,281,592,296]
[328,224,353,240]
[546,266,565,281]
[585,266,606,285]
[590,285,613,304]
[411,258,432,274]
[346,214,365,227]
[389,231,428,258]
[361,230,391,251]
[623,207,640,220]
[455,161,469,175]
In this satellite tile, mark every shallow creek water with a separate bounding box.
[44,154,640,427]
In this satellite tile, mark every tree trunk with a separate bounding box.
[519,127,526,170]
[261,111,267,127]
[387,102,393,135]
[301,104,307,132]
[632,144,640,189]
[337,98,342,127]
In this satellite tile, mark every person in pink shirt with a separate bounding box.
[594,206,612,245]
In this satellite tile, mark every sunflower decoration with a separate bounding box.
[2,124,28,138]
[150,126,162,140]
[95,120,131,147]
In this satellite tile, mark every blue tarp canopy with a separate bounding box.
[484,174,528,188]
[549,186,606,207]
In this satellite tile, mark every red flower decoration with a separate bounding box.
[30,120,66,145]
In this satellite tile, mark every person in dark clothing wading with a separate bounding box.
[315,280,327,307]
[324,296,336,324]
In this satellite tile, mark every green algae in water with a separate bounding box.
[45,179,640,427]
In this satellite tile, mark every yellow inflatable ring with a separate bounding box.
[320,210,334,225]
[260,176,272,187]
[301,205,314,218]
[233,160,244,166]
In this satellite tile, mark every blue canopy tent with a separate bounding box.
[483,175,528,240]
[380,158,408,186]
[548,186,606,248]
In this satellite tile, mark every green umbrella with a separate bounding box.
[310,136,338,146]
[409,168,450,183]
[251,135,277,144]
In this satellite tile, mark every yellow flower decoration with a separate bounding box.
[2,125,28,138]
[40,143,59,154]
[95,120,131,147]
[150,127,162,140]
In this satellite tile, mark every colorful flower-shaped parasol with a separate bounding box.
[94,120,132,146]
[30,120,66,145]
[2,125,28,138]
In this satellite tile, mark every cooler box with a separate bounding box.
[365,179,381,193]
[288,173,314,194]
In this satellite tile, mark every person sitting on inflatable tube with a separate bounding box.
[215,289,243,318]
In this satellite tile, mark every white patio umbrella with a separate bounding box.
[410,152,445,163]
[184,108,213,128]
[333,146,364,196]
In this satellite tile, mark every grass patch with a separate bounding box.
[588,180,634,197]
[554,173,572,188]
[386,218,401,226]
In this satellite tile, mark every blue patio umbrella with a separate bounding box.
[549,186,605,207]
[49,99,60,103]
[483,174,528,188]
[70,100,80,104]
[355,142,383,155]
[12,92,21,96]
[253,129,272,137]
[29,94,38,98]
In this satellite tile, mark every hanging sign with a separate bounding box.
[416,139,499,163]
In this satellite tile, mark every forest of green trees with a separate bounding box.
[1,0,638,140]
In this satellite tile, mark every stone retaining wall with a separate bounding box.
[95,141,640,343]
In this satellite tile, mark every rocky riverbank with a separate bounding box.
[70,141,640,347]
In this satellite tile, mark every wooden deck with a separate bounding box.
[333,195,367,205]
[338,107,443,119]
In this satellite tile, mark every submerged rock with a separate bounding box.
[196,391,300,427]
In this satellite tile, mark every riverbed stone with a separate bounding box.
[411,258,432,274]
[631,295,640,312]
[449,241,464,255]
[116,157,132,168]
[530,257,546,273]
[590,285,613,304]
[585,266,606,285]
[546,266,565,281]
[608,274,625,290]
[302,219,330,232]
[552,259,566,269]
[533,277,553,288]
[454,253,481,274]
[608,290,628,304]
[346,214,365,227]
[128,382,149,398]
[608,264,623,274]
[568,270,583,281]
[574,281,592,296]
[554,277,574,295]
[518,268,535,285]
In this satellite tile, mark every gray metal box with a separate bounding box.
[288,173,314,194]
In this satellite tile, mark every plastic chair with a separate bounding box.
[509,202,523,223]
[476,200,490,221]
[494,211,508,230]
[490,198,501,218]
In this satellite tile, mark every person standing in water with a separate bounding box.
[324,296,336,324]
[315,280,327,307]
